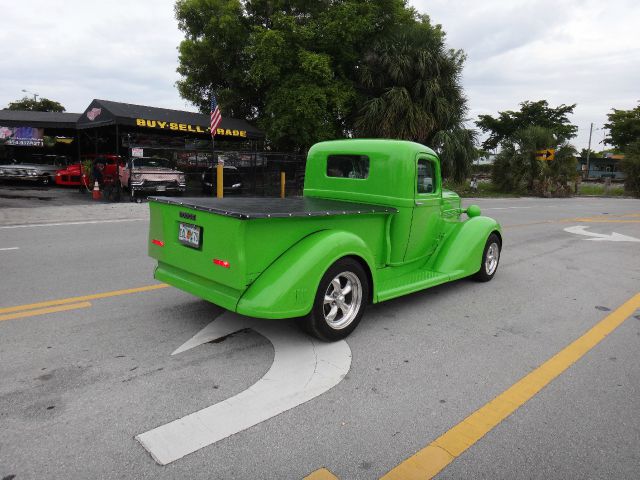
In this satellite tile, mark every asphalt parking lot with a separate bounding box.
[1,195,639,479]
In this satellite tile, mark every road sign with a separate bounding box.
[536,149,555,161]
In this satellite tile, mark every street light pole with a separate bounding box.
[21,89,39,101]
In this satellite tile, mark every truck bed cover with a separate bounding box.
[149,196,397,220]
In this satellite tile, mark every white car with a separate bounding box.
[119,156,186,201]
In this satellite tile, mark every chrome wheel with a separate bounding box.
[485,242,499,275]
[322,271,362,330]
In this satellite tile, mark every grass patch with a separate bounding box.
[577,183,626,196]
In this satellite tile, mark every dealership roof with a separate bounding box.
[0,110,81,129]
[77,99,264,138]
[1,99,264,139]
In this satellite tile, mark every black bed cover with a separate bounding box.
[149,196,397,220]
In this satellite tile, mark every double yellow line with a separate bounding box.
[0,284,168,322]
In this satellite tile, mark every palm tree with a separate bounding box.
[355,19,475,181]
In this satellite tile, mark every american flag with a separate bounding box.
[210,95,222,136]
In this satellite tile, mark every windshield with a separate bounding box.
[132,157,172,168]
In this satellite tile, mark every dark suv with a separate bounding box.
[201,165,243,195]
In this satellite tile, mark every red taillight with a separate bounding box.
[213,259,230,268]
[152,239,165,247]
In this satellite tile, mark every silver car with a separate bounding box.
[0,156,69,186]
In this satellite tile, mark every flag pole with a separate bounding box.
[210,93,223,198]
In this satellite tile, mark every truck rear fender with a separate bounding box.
[236,230,377,319]
[429,216,502,278]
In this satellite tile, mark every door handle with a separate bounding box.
[415,201,424,206]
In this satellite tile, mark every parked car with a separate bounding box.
[201,165,243,195]
[0,155,69,186]
[54,163,83,187]
[147,139,502,341]
[55,154,121,188]
[119,156,186,201]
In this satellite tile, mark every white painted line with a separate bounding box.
[171,315,237,355]
[0,247,19,251]
[483,205,560,210]
[136,313,351,465]
[0,218,146,229]
[564,225,640,242]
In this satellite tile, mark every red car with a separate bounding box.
[55,154,121,187]
[54,163,83,186]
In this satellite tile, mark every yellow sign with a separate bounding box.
[135,118,247,138]
[536,149,555,161]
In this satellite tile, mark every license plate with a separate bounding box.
[178,223,201,248]
[156,185,166,192]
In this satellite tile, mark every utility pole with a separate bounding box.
[585,122,593,180]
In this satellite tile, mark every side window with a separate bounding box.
[327,155,369,179]
[417,159,435,194]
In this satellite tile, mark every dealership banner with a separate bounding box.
[135,118,248,138]
[0,125,44,147]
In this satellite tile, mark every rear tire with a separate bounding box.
[301,258,369,341]
[474,233,501,282]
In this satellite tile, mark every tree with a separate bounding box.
[5,96,66,112]
[604,102,640,150]
[174,0,475,169]
[491,126,576,195]
[355,18,476,181]
[605,103,640,196]
[578,148,598,159]
[175,0,411,151]
[620,141,640,197]
[476,100,577,151]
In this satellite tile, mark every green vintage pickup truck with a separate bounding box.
[148,139,502,340]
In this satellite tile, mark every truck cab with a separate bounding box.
[148,139,502,340]
[304,140,472,267]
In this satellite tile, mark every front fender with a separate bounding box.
[236,230,377,319]
[429,216,501,278]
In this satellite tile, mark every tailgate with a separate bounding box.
[148,200,248,293]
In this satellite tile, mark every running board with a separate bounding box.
[377,269,459,302]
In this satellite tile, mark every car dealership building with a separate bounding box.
[0,99,309,196]
[0,99,264,167]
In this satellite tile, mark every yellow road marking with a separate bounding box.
[304,468,340,480]
[0,302,92,322]
[382,291,640,480]
[0,284,168,315]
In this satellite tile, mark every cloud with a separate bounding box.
[1,0,638,151]
[414,0,640,149]
[0,0,189,113]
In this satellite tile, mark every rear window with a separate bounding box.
[327,155,369,179]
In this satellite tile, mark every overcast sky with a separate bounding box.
[1,0,638,150]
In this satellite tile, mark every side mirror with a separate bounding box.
[466,205,481,218]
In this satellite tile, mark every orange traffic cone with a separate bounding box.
[92,181,102,200]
